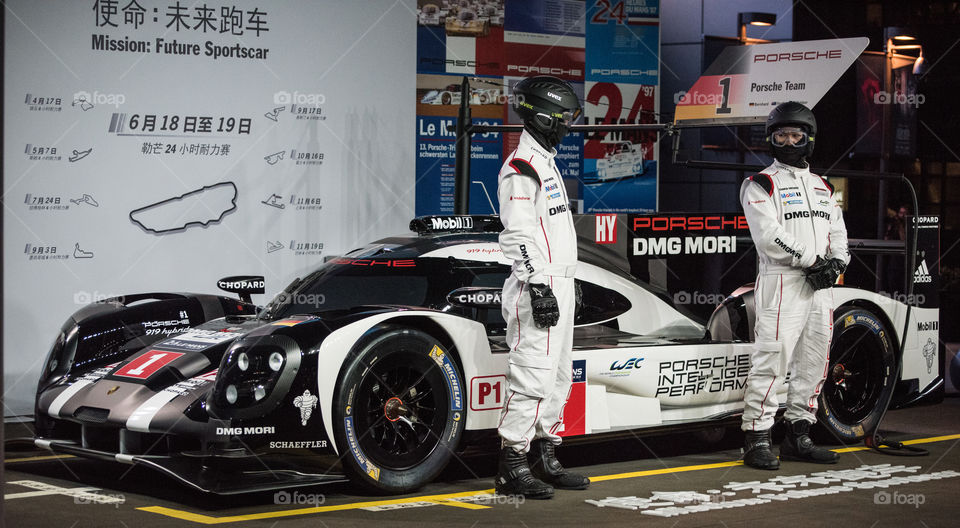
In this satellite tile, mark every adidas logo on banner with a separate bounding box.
[914,259,933,283]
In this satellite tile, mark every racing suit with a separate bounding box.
[497,130,577,453]
[740,160,849,432]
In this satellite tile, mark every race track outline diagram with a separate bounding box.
[129,181,238,235]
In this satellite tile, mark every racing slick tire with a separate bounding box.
[440,92,452,105]
[333,325,465,494]
[817,306,897,443]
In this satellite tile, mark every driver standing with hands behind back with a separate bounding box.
[494,76,590,499]
[740,101,849,470]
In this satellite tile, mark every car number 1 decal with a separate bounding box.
[113,350,184,379]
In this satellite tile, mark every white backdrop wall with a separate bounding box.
[3,0,417,416]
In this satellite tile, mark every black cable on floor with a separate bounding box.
[865,174,928,457]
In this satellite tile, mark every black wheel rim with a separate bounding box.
[354,349,450,470]
[824,326,886,425]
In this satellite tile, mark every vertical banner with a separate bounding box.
[4,0,416,415]
[581,0,660,214]
[414,0,658,216]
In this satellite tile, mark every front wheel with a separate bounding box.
[817,307,897,442]
[333,326,465,493]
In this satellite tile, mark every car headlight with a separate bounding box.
[268,351,284,372]
[208,334,301,420]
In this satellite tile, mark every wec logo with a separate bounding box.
[610,357,644,371]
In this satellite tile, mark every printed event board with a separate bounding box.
[415,0,661,216]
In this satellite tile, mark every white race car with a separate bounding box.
[31,215,941,495]
[594,141,647,182]
[421,84,500,105]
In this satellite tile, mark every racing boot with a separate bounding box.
[743,429,780,470]
[495,447,555,499]
[780,420,840,464]
[529,439,590,490]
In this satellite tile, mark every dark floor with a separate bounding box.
[5,396,959,527]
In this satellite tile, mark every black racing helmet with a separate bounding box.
[765,101,817,136]
[512,76,582,148]
[765,101,817,166]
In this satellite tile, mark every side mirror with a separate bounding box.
[446,287,502,309]
[217,275,265,304]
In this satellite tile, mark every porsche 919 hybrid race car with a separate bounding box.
[32,215,941,494]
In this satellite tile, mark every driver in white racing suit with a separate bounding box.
[740,101,849,470]
[494,76,590,499]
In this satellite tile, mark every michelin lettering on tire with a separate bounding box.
[429,345,464,413]
[344,412,380,482]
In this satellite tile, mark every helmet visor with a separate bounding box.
[536,107,582,126]
[770,126,810,147]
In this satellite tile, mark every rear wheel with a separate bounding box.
[817,307,897,442]
[333,326,465,493]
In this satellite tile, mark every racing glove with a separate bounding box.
[528,283,560,328]
[805,256,847,290]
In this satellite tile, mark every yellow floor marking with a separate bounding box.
[428,499,491,510]
[127,432,958,524]
[4,454,76,464]
[139,489,496,524]
[590,460,742,483]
